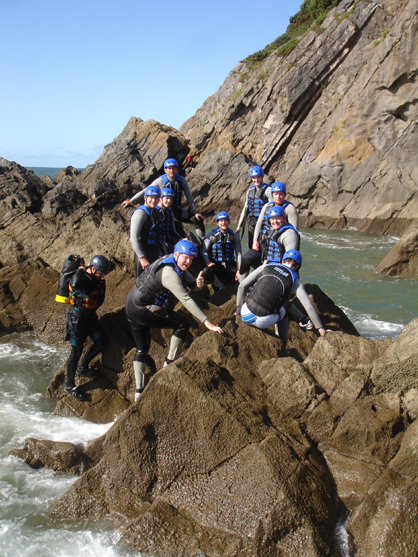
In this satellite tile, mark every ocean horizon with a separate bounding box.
[27,166,85,179]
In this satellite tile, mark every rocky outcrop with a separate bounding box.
[375,222,418,276]
[181,0,418,235]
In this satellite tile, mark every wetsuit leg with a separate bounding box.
[79,333,105,369]
[240,249,262,276]
[66,344,83,388]
[134,248,160,278]
[247,220,256,250]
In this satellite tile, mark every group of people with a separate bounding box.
[62,159,328,402]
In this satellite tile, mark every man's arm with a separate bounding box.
[235,266,264,312]
[285,204,299,230]
[236,194,249,232]
[292,280,325,333]
[253,204,269,244]
[161,267,207,322]
[280,228,300,252]
[130,209,148,259]
[181,176,197,213]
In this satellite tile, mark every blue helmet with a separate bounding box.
[271,181,286,193]
[282,249,302,267]
[268,205,286,219]
[249,166,264,177]
[90,255,111,274]
[164,158,178,168]
[144,185,161,197]
[174,239,198,257]
[161,187,175,198]
[216,211,230,222]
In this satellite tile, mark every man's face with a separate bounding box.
[269,215,286,229]
[252,175,264,187]
[174,252,193,271]
[160,196,173,209]
[273,191,286,205]
[145,195,160,209]
[165,166,178,181]
[217,218,229,231]
[90,267,105,281]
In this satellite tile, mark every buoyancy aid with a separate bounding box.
[133,205,162,249]
[260,200,294,234]
[68,268,106,312]
[162,174,184,211]
[262,225,300,263]
[55,254,85,303]
[248,184,269,220]
[247,263,298,316]
[133,254,183,307]
[210,228,236,262]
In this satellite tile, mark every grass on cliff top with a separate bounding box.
[245,0,340,69]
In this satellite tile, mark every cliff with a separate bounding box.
[181,0,418,235]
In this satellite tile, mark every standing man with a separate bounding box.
[157,187,181,254]
[239,205,300,280]
[236,166,273,249]
[64,255,113,401]
[253,181,299,241]
[130,185,162,277]
[125,240,224,401]
[234,250,327,343]
[202,211,242,287]
[122,158,205,241]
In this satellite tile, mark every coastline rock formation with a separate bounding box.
[375,222,418,275]
[181,0,418,236]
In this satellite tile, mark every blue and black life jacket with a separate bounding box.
[248,184,269,220]
[247,263,298,316]
[161,174,184,211]
[157,205,175,245]
[262,225,300,264]
[132,205,162,250]
[133,254,183,307]
[210,228,236,263]
[260,200,293,234]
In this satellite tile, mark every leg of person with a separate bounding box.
[127,320,152,401]
[248,221,255,251]
[239,249,262,282]
[284,300,313,329]
[77,324,105,378]
[64,309,87,400]
[193,215,205,241]
[164,309,191,365]
[134,253,144,278]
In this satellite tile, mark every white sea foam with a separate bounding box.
[341,306,404,339]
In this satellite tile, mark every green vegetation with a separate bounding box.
[230,89,243,103]
[373,28,392,46]
[245,0,340,69]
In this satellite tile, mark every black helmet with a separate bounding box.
[90,255,111,274]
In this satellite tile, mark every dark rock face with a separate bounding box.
[180,0,418,235]
[375,223,418,276]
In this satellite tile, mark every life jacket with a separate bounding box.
[68,268,106,312]
[248,184,269,220]
[260,200,294,234]
[55,254,85,303]
[157,205,175,244]
[162,174,184,211]
[133,205,162,249]
[133,254,183,307]
[247,263,298,316]
[210,228,236,263]
[262,225,300,264]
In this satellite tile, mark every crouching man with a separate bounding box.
[234,250,327,343]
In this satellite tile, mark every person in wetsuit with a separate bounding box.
[202,211,242,287]
[253,181,299,240]
[125,239,224,401]
[234,250,327,343]
[157,187,181,254]
[235,166,273,249]
[64,255,113,401]
[130,185,162,277]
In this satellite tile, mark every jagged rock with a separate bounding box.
[49,357,339,557]
[0,158,47,226]
[53,165,80,184]
[78,117,190,188]
[181,0,418,235]
[375,223,418,276]
[10,437,92,474]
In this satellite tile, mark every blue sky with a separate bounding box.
[0,0,302,168]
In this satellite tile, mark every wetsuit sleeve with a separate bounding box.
[285,204,299,230]
[181,177,197,213]
[237,194,249,229]
[236,266,264,307]
[130,209,148,259]
[280,229,300,252]
[234,233,242,269]
[254,204,268,240]
[202,233,215,264]
[130,189,145,205]
[265,186,273,202]
[292,280,323,329]
[161,267,207,322]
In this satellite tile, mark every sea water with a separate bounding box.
[0,228,417,556]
